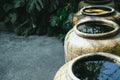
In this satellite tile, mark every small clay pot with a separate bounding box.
[73,6,120,26]
[65,19,120,62]
[78,0,115,10]
[54,52,120,80]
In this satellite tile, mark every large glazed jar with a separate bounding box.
[78,0,115,10]
[73,6,120,26]
[54,52,120,80]
[65,19,120,62]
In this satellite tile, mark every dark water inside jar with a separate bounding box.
[77,23,114,34]
[73,60,120,80]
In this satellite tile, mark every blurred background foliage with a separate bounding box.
[0,0,120,41]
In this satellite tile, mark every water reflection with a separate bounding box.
[77,22,114,34]
[73,60,120,80]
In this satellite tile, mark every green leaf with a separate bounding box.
[57,8,67,20]
[3,4,14,12]
[22,27,33,36]
[35,0,41,11]
[50,16,59,27]
[9,13,17,23]
[4,13,17,23]
[47,0,61,13]
[26,0,44,13]
[58,34,65,41]
[13,0,25,8]
[26,0,35,13]
[38,0,44,8]
[68,13,74,22]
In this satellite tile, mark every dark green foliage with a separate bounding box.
[0,0,80,40]
[0,0,120,40]
[50,0,80,40]
[0,0,66,36]
[115,0,120,11]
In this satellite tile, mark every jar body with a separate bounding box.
[73,7,120,26]
[54,62,70,80]
[64,28,120,62]
[54,53,120,80]
[78,0,115,10]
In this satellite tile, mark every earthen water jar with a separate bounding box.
[78,0,115,10]
[65,19,120,62]
[73,6,120,26]
[54,52,120,80]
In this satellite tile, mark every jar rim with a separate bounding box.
[73,19,119,39]
[68,52,120,80]
[84,0,112,5]
[81,6,115,16]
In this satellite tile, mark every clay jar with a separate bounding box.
[54,52,120,80]
[73,6,120,26]
[64,19,120,62]
[78,0,115,10]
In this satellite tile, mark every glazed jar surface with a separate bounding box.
[78,0,115,10]
[65,19,120,62]
[73,6,120,26]
[54,52,120,80]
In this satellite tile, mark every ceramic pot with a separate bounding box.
[65,19,120,62]
[54,52,120,80]
[73,6,120,26]
[78,0,115,10]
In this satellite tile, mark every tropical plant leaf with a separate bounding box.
[48,0,61,13]
[9,13,17,23]
[4,12,17,23]
[3,4,14,12]
[13,0,25,8]
[26,0,44,13]
[26,0,35,13]
[63,13,74,30]
[58,34,66,41]
[35,0,43,11]
[37,0,44,8]
[1,0,80,38]
[67,13,74,22]
[50,16,59,27]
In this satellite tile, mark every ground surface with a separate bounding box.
[0,31,65,80]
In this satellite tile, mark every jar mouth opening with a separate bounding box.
[74,20,119,39]
[81,6,114,16]
[84,0,112,5]
[77,21,115,34]
[68,52,120,80]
